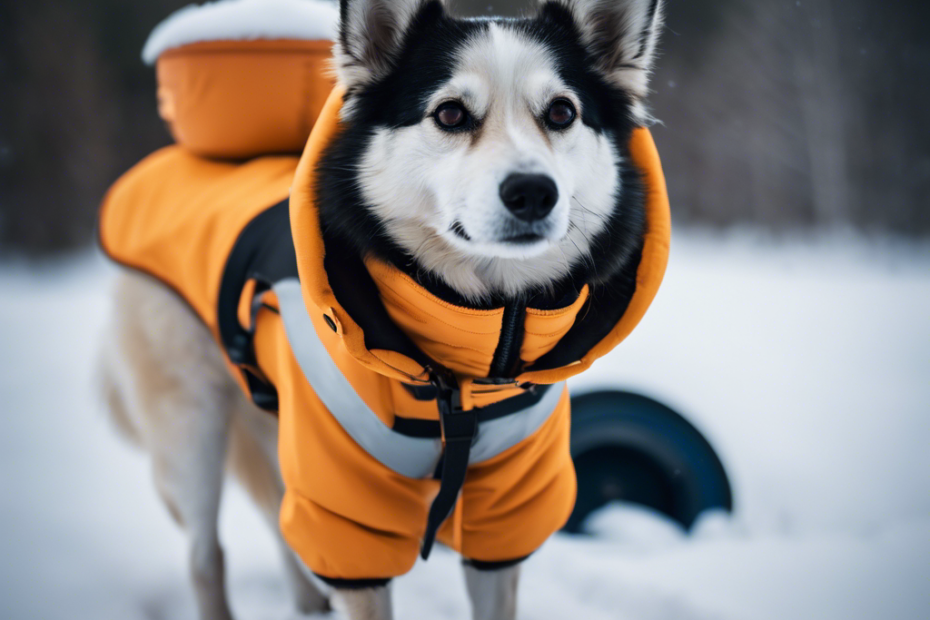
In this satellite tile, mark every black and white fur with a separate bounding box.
[319,0,663,305]
[99,2,664,620]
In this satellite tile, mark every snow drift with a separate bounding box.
[2,232,928,619]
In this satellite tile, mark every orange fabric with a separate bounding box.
[366,259,592,378]
[254,308,437,578]
[99,146,299,339]
[435,388,576,560]
[521,286,591,364]
[157,40,334,159]
[367,257,503,377]
[252,302,576,577]
[98,147,298,395]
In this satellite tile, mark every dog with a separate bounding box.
[97,1,666,619]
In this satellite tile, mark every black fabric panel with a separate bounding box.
[217,199,298,359]
[463,554,531,571]
[218,196,432,371]
[391,416,442,439]
[313,574,392,590]
[473,383,551,422]
[391,384,552,439]
[401,382,439,401]
[216,199,299,411]
[400,265,583,311]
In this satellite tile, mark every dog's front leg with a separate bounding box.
[464,563,520,620]
[331,586,393,620]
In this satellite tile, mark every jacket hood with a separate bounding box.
[289,87,671,386]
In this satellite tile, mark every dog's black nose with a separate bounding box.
[499,174,558,222]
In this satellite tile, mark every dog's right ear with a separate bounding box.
[335,0,446,91]
[539,0,664,124]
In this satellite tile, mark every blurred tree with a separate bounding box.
[1,0,927,255]
[650,0,930,233]
[0,0,187,254]
[843,0,930,233]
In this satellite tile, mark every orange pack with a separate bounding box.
[156,39,334,159]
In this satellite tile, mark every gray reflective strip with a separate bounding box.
[274,279,442,479]
[273,278,565,478]
[469,381,565,464]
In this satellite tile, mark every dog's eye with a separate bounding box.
[547,99,576,129]
[435,102,468,130]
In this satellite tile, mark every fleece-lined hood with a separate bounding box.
[289,86,672,389]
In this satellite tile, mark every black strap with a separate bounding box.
[420,370,477,559]
[393,383,550,438]
[463,554,531,571]
[217,199,299,412]
[313,574,391,590]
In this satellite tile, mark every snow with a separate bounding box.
[142,0,338,65]
[1,231,929,620]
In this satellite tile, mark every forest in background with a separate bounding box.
[2,0,928,254]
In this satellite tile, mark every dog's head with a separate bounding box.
[319,0,664,301]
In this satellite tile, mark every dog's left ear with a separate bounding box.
[540,0,664,122]
[335,0,446,92]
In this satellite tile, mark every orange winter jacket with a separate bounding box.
[99,85,671,582]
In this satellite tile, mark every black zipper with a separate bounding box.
[488,301,526,379]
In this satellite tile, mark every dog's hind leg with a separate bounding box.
[106,271,238,620]
[331,587,393,620]
[463,563,520,620]
[227,402,388,619]
[151,401,233,620]
[228,398,391,619]
[226,398,330,614]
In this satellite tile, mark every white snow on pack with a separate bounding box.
[142,0,339,65]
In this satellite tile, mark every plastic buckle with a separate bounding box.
[430,368,476,444]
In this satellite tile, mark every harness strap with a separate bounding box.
[392,383,553,438]
[421,369,476,560]
[218,199,298,411]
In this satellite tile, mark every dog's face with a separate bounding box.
[321,0,663,300]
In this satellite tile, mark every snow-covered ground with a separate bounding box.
[1,231,928,620]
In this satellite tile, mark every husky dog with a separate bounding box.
[99,1,664,619]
